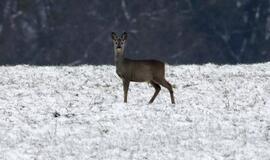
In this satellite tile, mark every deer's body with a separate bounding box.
[112,32,175,104]
[115,58,164,82]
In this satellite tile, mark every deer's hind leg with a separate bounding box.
[154,78,175,104]
[149,81,161,104]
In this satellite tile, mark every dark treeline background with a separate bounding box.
[0,0,270,65]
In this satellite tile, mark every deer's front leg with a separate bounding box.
[123,79,130,103]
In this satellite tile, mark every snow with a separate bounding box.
[0,63,270,160]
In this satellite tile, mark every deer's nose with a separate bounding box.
[117,46,121,49]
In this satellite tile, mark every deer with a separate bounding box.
[111,32,175,104]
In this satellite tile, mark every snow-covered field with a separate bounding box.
[0,63,270,160]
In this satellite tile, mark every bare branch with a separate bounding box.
[121,0,130,21]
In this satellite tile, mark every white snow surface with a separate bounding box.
[0,63,270,160]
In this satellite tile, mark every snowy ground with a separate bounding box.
[0,63,270,160]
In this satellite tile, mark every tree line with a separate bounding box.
[0,0,269,65]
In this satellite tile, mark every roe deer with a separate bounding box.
[111,32,175,104]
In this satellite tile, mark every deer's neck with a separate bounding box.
[114,53,128,78]
[114,53,125,65]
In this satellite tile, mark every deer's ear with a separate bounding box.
[111,32,117,40]
[121,32,128,40]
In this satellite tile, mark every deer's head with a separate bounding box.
[111,32,128,56]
